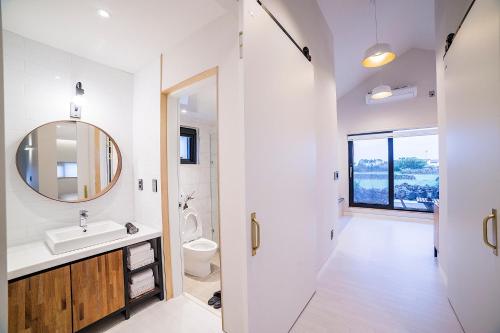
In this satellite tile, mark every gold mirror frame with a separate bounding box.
[16,120,122,203]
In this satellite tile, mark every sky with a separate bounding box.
[353,135,439,163]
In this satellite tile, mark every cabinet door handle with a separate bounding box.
[483,209,498,256]
[251,212,261,256]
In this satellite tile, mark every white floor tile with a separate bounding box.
[82,296,222,333]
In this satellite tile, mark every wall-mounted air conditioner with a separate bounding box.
[365,86,418,105]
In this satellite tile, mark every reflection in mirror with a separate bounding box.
[16,121,121,202]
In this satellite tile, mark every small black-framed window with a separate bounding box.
[180,127,197,164]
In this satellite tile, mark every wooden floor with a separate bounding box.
[291,216,463,333]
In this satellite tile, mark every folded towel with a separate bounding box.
[130,275,154,289]
[128,257,155,270]
[128,249,154,266]
[129,277,155,298]
[131,269,153,284]
[128,248,154,264]
[128,242,151,256]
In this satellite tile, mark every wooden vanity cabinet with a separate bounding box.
[8,266,72,333]
[8,238,163,332]
[71,250,125,331]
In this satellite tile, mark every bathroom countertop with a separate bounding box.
[7,223,162,281]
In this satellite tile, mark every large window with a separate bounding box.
[348,130,439,212]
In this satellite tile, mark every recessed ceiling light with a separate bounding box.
[181,109,188,114]
[97,9,111,19]
[55,75,61,80]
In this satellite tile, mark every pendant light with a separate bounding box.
[371,85,393,99]
[362,0,396,68]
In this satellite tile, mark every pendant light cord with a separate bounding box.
[372,0,379,43]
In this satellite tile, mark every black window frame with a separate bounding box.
[348,132,435,213]
[180,127,197,164]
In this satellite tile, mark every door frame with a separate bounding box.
[159,63,223,314]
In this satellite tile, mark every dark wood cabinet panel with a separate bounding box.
[8,266,72,333]
[71,250,125,331]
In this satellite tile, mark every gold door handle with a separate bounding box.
[251,212,261,256]
[482,209,498,256]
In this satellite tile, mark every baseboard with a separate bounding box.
[438,263,448,287]
[344,207,433,224]
[288,291,316,333]
[317,249,335,281]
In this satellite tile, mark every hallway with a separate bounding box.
[292,217,463,333]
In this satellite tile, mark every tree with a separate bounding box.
[394,157,427,171]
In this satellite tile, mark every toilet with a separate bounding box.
[182,208,218,278]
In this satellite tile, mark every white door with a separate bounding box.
[444,0,500,332]
[243,1,317,332]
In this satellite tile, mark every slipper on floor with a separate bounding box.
[213,290,221,298]
[213,299,222,309]
[208,296,220,306]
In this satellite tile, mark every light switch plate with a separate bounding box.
[70,103,81,118]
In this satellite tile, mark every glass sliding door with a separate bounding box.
[349,137,392,208]
[393,134,439,212]
[348,129,439,213]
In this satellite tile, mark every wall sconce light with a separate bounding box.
[70,82,85,119]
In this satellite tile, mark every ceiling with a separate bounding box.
[317,0,435,97]
[176,76,217,125]
[1,0,230,73]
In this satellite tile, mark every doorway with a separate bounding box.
[160,68,222,317]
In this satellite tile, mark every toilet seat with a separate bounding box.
[182,208,202,243]
[183,238,218,252]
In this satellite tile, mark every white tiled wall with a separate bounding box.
[178,119,218,243]
[3,31,135,247]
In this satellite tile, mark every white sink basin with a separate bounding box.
[45,220,127,254]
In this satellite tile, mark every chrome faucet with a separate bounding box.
[79,209,88,232]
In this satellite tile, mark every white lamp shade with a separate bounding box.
[371,85,393,99]
[362,43,396,68]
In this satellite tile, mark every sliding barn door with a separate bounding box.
[243,1,316,332]
[444,0,500,332]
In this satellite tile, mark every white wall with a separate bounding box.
[337,48,438,212]
[179,119,218,243]
[434,0,474,285]
[132,58,162,230]
[3,31,135,247]
[132,9,248,333]
[0,9,8,332]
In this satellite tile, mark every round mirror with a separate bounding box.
[16,121,122,202]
